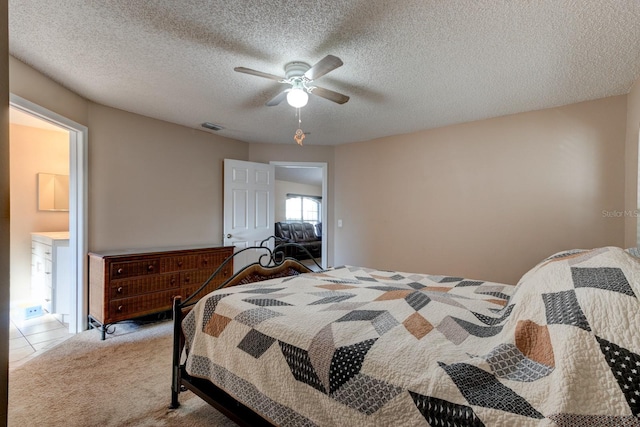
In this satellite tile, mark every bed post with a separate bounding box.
[170,296,182,409]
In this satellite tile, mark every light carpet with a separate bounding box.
[8,319,238,426]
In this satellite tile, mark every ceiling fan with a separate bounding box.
[234,55,350,108]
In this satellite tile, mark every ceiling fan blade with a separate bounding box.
[265,90,288,106]
[304,55,343,80]
[234,67,284,82]
[310,86,350,104]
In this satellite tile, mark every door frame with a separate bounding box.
[270,161,328,269]
[10,94,88,333]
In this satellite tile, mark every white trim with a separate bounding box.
[270,162,328,268]
[10,94,88,333]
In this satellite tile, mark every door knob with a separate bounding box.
[226,234,232,238]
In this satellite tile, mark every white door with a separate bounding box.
[223,159,275,273]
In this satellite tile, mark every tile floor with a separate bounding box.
[9,312,74,369]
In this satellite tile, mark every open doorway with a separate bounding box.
[9,95,88,339]
[222,160,328,270]
[9,108,69,307]
[9,107,73,365]
[222,160,328,271]
[271,162,328,270]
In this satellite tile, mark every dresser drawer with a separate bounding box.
[109,273,180,299]
[181,267,233,300]
[160,254,199,273]
[44,259,53,287]
[180,267,231,288]
[191,267,231,286]
[33,241,53,261]
[180,270,209,299]
[110,259,160,279]
[198,249,233,270]
[109,289,180,322]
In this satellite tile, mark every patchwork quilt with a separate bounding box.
[183,247,640,426]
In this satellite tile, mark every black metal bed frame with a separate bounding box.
[169,237,321,426]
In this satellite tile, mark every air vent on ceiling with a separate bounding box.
[201,122,224,131]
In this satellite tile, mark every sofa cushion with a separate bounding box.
[275,222,293,241]
[302,223,320,241]
[290,223,308,242]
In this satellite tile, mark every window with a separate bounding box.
[285,195,321,225]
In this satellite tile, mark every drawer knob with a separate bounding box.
[117,305,123,312]
[184,276,190,283]
[117,286,123,294]
[170,277,176,285]
[202,259,208,265]
[147,265,154,272]
[177,261,183,267]
[117,268,123,274]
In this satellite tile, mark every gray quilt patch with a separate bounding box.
[473,305,514,326]
[237,329,276,358]
[405,291,431,311]
[235,307,283,328]
[451,317,504,337]
[542,290,591,331]
[571,267,636,298]
[439,362,544,419]
[331,373,403,415]
[371,311,400,335]
[484,343,554,382]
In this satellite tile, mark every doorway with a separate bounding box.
[271,161,328,269]
[9,94,88,335]
[222,160,328,271]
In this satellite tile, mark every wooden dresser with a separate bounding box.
[89,245,234,339]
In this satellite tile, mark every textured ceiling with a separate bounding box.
[8,1,640,146]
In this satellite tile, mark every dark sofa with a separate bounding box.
[274,222,321,260]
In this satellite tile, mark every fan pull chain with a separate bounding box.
[294,107,305,146]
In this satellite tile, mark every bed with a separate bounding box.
[170,244,640,426]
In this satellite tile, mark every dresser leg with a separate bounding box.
[88,315,111,340]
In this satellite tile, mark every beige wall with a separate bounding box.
[274,180,322,222]
[334,96,627,285]
[87,102,248,251]
[1,0,10,420]
[626,76,640,248]
[10,124,69,301]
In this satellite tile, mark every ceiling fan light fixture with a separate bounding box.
[287,87,308,108]
[235,55,348,107]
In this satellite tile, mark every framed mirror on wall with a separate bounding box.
[38,173,69,211]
